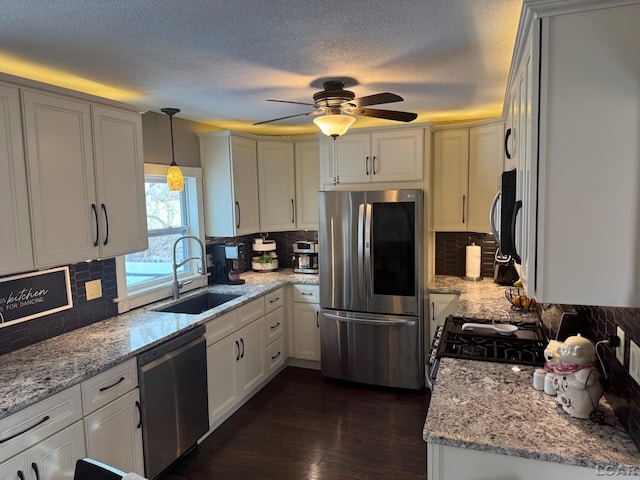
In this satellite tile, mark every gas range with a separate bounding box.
[426,315,548,389]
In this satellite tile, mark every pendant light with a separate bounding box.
[312,108,355,140]
[161,107,184,191]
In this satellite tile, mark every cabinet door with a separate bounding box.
[467,123,503,233]
[334,132,371,184]
[0,456,27,480]
[25,421,85,480]
[238,318,266,396]
[428,294,459,339]
[92,106,147,257]
[83,389,144,475]
[294,140,320,230]
[257,141,296,231]
[0,83,33,275]
[293,302,321,361]
[371,128,423,183]
[206,334,240,426]
[231,136,260,235]
[433,129,469,231]
[22,90,98,267]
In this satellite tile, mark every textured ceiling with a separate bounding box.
[0,0,522,135]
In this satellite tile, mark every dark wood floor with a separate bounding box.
[160,367,430,480]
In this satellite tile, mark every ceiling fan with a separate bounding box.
[254,80,418,138]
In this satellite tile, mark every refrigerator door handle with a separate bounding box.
[357,203,366,299]
[322,312,416,326]
[364,202,373,298]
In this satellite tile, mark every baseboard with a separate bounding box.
[286,358,321,370]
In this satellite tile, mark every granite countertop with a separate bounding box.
[0,269,318,420]
[424,358,640,473]
[428,275,539,322]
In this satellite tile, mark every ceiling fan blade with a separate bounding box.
[356,108,418,122]
[266,99,315,106]
[348,92,403,108]
[253,111,315,125]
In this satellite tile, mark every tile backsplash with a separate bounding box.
[434,232,498,279]
[0,259,118,356]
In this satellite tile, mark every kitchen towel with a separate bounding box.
[465,244,481,279]
[123,473,147,480]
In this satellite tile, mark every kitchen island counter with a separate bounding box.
[0,270,318,420]
[424,358,640,477]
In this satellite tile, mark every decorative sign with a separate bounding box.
[0,267,73,327]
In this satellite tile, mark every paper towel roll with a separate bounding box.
[465,244,481,279]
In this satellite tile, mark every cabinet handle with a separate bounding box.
[235,340,240,361]
[17,471,25,480]
[91,203,99,247]
[99,376,125,392]
[372,155,377,175]
[365,156,369,175]
[0,416,50,444]
[511,200,523,264]
[271,351,282,360]
[462,195,466,223]
[269,297,280,303]
[101,203,109,246]
[240,338,245,359]
[505,128,512,159]
[316,311,319,328]
[235,201,241,229]
[270,322,281,330]
[135,400,142,429]
[301,292,312,296]
[291,198,295,224]
[432,302,435,322]
[31,463,40,480]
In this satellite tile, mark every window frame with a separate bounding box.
[115,163,207,313]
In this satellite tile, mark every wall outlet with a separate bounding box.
[630,340,640,386]
[616,326,626,364]
[86,279,103,301]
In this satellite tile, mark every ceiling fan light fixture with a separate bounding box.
[161,107,184,191]
[313,114,356,139]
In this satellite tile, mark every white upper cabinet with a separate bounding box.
[294,140,320,230]
[257,140,296,232]
[0,83,33,276]
[508,1,640,308]
[200,132,260,237]
[322,127,424,187]
[22,90,147,268]
[433,123,503,233]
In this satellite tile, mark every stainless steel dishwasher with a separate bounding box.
[137,325,208,479]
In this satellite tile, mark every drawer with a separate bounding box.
[0,385,82,462]
[293,284,319,304]
[205,310,237,346]
[81,358,138,414]
[264,288,284,313]
[266,337,285,375]
[265,307,284,344]
[237,297,265,328]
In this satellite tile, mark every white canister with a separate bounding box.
[544,372,556,396]
[533,368,545,391]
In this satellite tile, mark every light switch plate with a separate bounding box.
[86,279,102,301]
[630,340,640,386]
[616,326,626,364]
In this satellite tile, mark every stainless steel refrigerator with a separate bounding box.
[318,189,423,390]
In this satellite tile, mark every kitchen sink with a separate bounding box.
[155,292,241,314]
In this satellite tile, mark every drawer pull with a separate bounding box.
[271,351,281,360]
[301,292,313,296]
[0,415,50,444]
[99,376,125,392]
[270,322,281,330]
[269,297,280,303]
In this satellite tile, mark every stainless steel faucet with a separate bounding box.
[172,235,207,300]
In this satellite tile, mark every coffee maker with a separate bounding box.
[292,241,318,274]
[208,243,245,285]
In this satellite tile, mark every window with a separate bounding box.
[115,164,207,312]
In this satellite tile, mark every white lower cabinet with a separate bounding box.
[428,443,603,480]
[80,358,143,476]
[0,386,85,480]
[292,285,320,361]
[428,293,459,338]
